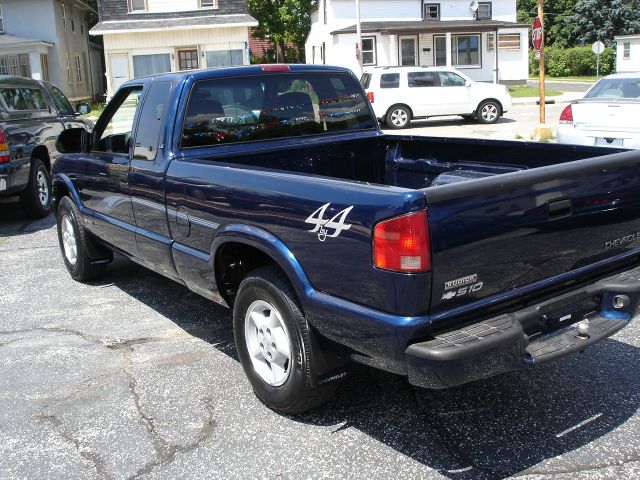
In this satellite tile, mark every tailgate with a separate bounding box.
[426,149,640,315]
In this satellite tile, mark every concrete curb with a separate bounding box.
[512,93,583,105]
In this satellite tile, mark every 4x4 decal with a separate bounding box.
[305,203,353,241]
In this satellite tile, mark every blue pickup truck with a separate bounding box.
[52,65,640,413]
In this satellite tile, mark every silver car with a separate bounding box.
[556,73,640,149]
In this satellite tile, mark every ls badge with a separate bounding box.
[305,203,353,241]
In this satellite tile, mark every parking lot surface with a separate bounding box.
[2,116,640,478]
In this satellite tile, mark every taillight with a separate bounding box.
[0,127,9,163]
[373,210,431,273]
[367,91,374,103]
[559,104,573,124]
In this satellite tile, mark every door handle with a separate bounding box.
[547,198,572,218]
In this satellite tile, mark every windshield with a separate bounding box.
[585,77,640,100]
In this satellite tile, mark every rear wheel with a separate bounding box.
[20,158,51,219]
[385,105,412,129]
[233,266,338,413]
[56,196,111,281]
[476,100,502,124]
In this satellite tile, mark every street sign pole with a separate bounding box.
[592,40,605,78]
[537,0,545,125]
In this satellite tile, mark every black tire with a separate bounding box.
[461,114,475,122]
[19,158,51,219]
[476,100,502,124]
[56,196,111,282]
[385,104,412,129]
[233,266,337,414]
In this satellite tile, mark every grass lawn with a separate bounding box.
[82,102,106,122]
[528,75,600,82]
[509,85,562,97]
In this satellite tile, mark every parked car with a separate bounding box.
[360,66,512,128]
[53,65,639,414]
[0,76,92,218]
[557,73,640,149]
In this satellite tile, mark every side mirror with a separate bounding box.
[75,102,91,115]
[465,80,472,87]
[57,127,91,154]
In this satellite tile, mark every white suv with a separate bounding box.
[360,66,513,129]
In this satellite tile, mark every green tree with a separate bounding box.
[570,0,640,46]
[516,0,576,48]
[248,0,313,62]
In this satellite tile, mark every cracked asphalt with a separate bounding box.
[2,204,640,480]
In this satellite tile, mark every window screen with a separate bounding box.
[133,54,171,78]
[181,72,375,148]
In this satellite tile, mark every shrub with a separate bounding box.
[528,46,616,76]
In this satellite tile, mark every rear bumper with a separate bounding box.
[406,266,640,388]
[556,124,640,149]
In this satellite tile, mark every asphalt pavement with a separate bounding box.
[2,179,640,479]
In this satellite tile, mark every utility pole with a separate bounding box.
[533,0,552,140]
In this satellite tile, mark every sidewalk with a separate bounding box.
[512,91,584,105]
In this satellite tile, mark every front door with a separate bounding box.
[177,49,199,71]
[110,55,129,92]
[80,86,143,254]
[399,36,418,66]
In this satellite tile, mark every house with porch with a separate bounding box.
[90,0,257,97]
[305,0,529,83]
[0,0,104,101]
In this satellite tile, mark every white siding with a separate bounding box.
[103,26,249,96]
[616,38,640,73]
[332,0,421,22]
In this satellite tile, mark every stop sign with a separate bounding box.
[532,16,543,51]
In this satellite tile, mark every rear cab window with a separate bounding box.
[181,71,376,148]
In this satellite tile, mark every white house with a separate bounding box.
[615,34,640,73]
[306,0,529,83]
[90,0,257,96]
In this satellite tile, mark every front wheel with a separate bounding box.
[56,196,111,282]
[233,266,338,414]
[476,100,502,124]
[385,105,412,129]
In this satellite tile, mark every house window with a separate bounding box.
[206,49,244,67]
[361,37,376,65]
[61,4,67,31]
[40,54,49,81]
[477,2,491,20]
[74,54,82,83]
[0,5,4,32]
[451,34,480,67]
[624,42,631,60]
[199,0,216,7]
[71,19,75,32]
[424,3,440,20]
[434,36,446,66]
[178,49,199,70]
[128,0,146,12]
[487,33,521,51]
[133,54,171,77]
[66,52,71,83]
[0,54,30,77]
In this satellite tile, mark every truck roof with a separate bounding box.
[121,64,355,87]
[0,75,42,86]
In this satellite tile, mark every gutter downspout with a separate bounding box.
[494,28,499,83]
